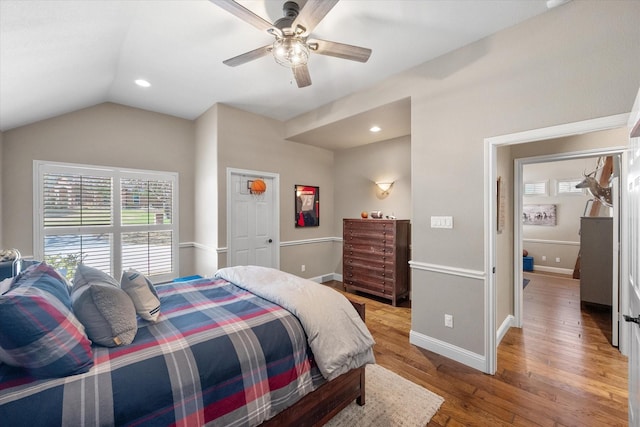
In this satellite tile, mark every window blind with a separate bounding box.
[34,161,178,282]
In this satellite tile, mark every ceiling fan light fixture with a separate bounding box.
[273,37,310,68]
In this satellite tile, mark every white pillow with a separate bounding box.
[120,269,161,322]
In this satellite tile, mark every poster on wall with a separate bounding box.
[295,185,319,227]
[523,204,557,226]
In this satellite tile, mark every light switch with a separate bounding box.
[431,216,454,229]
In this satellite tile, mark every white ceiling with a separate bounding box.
[0,0,555,147]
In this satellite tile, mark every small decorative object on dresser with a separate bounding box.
[343,218,410,306]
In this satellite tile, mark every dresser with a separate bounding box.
[342,219,410,306]
[579,217,613,306]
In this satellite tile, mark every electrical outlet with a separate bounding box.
[444,314,454,328]
[301,264,306,272]
[555,257,561,263]
[542,255,547,261]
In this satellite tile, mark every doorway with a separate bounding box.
[484,113,631,374]
[226,168,280,269]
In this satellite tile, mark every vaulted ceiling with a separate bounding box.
[0,0,556,147]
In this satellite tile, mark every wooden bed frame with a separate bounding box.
[262,299,367,427]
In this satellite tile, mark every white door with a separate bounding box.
[227,169,279,268]
[626,93,640,426]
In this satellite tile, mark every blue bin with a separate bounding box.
[523,256,534,272]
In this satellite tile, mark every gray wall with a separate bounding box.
[333,136,411,234]
[495,127,629,335]
[1,0,638,368]
[522,158,604,272]
[1,103,197,274]
[197,104,337,279]
[286,1,640,356]
[332,136,412,276]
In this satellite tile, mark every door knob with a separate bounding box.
[623,314,640,325]
[268,239,273,243]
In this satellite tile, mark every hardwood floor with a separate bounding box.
[326,273,628,426]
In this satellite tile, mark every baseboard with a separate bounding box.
[409,330,486,372]
[308,272,342,283]
[531,265,573,275]
[496,315,515,345]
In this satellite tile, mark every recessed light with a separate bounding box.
[546,0,571,9]
[370,126,381,132]
[135,79,151,88]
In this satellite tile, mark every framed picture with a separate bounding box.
[523,204,556,226]
[295,185,319,227]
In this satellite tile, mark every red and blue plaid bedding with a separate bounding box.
[0,277,324,426]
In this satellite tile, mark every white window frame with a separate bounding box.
[33,160,179,283]
[556,178,586,195]
[523,180,548,196]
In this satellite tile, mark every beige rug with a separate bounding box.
[325,364,444,427]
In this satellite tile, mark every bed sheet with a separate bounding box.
[0,277,323,426]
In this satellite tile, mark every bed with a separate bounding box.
[0,264,375,426]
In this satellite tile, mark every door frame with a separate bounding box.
[484,113,631,374]
[226,168,280,268]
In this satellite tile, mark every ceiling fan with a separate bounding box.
[211,0,372,88]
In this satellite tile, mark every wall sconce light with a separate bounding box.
[376,181,394,195]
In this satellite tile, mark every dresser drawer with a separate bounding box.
[343,253,395,270]
[343,229,396,243]
[344,242,398,258]
[344,264,396,283]
[343,220,396,231]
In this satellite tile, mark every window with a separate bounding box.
[523,180,548,196]
[557,178,585,195]
[34,161,178,282]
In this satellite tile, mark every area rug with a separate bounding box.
[325,364,444,427]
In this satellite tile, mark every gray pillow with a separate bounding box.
[120,269,161,322]
[72,264,137,347]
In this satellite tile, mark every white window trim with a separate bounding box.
[523,180,548,196]
[556,177,586,195]
[33,160,179,283]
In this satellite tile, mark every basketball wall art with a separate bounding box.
[523,204,557,226]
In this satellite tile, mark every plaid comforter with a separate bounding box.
[0,277,324,426]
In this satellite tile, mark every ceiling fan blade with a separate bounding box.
[223,45,272,67]
[308,39,372,63]
[210,0,273,32]
[292,65,312,88]
[292,0,339,35]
